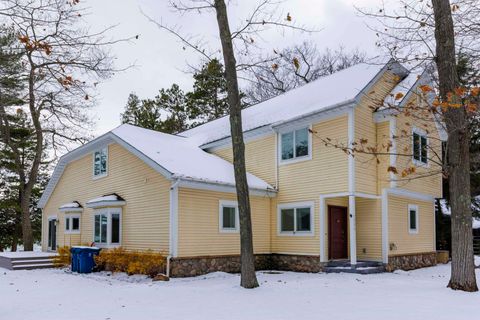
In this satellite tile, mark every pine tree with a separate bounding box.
[186,59,229,126]
[121,84,189,134]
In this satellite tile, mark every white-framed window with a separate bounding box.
[64,214,81,234]
[93,147,108,178]
[219,200,239,233]
[412,128,428,165]
[93,207,121,247]
[279,126,311,163]
[408,204,419,234]
[277,202,314,236]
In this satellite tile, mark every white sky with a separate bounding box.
[83,0,384,135]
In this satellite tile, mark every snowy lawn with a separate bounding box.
[1,259,479,320]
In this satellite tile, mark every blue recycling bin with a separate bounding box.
[70,247,81,272]
[71,247,101,273]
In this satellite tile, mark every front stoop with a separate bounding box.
[324,261,385,274]
[0,255,56,270]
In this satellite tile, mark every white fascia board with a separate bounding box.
[176,178,277,198]
[354,59,409,105]
[202,125,273,151]
[385,188,435,202]
[85,200,126,209]
[59,207,84,213]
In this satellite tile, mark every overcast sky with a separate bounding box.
[83,0,384,135]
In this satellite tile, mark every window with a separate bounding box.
[278,202,314,235]
[219,201,239,233]
[412,130,428,165]
[94,208,121,246]
[64,215,80,234]
[93,148,108,178]
[280,127,310,161]
[408,204,418,234]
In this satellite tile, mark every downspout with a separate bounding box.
[167,179,180,277]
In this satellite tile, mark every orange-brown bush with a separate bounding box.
[94,247,166,277]
[53,246,71,267]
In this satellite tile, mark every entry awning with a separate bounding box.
[59,201,83,212]
[86,193,126,208]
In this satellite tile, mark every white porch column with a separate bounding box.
[319,195,326,263]
[349,195,357,266]
[381,189,389,264]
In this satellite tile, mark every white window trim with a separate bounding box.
[412,127,429,167]
[278,125,313,165]
[277,201,315,236]
[92,207,122,248]
[219,200,239,233]
[64,213,81,234]
[408,204,419,234]
[92,146,108,180]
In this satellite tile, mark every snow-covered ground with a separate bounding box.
[1,259,479,320]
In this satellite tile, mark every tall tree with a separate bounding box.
[213,0,258,288]
[432,0,477,292]
[0,0,130,250]
[358,0,479,291]
[0,111,47,251]
[145,0,313,288]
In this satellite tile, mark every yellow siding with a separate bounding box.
[42,143,170,253]
[213,134,276,187]
[356,198,382,261]
[388,195,435,255]
[355,72,399,194]
[177,188,271,257]
[272,116,349,255]
[393,103,443,198]
[376,121,392,193]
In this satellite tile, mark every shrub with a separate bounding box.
[53,246,71,267]
[94,247,166,277]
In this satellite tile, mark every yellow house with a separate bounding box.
[39,59,445,276]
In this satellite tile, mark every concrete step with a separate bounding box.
[324,261,385,274]
[12,263,54,270]
[11,259,54,266]
[324,266,385,274]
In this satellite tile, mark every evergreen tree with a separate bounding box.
[0,110,46,251]
[121,84,189,134]
[186,59,229,126]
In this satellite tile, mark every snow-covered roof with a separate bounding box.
[59,201,81,209]
[182,61,399,147]
[87,194,123,205]
[111,124,273,191]
[59,201,83,212]
[39,59,410,208]
[384,71,423,107]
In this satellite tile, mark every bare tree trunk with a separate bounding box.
[432,0,478,292]
[214,0,259,289]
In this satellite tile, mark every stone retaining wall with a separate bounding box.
[170,254,322,277]
[386,252,437,271]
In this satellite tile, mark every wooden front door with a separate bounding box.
[328,206,348,260]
